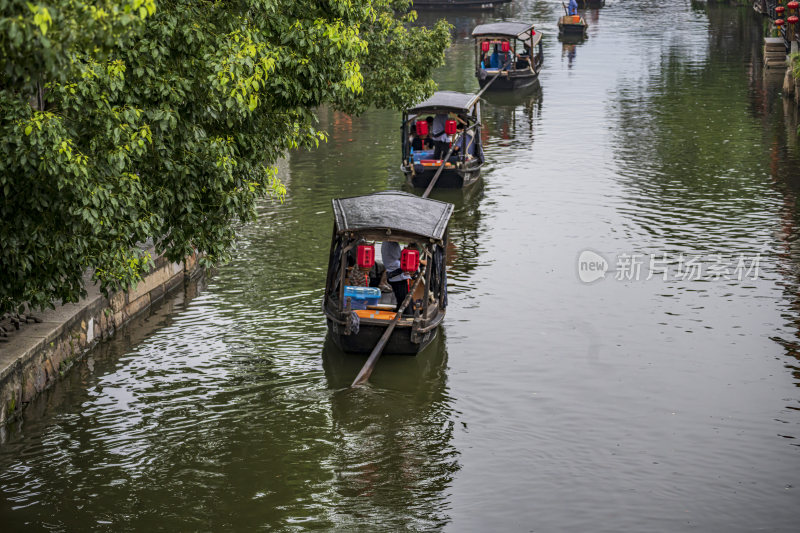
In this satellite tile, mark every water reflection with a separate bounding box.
[481,83,543,146]
[322,334,458,530]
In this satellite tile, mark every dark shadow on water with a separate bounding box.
[320,331,459,530]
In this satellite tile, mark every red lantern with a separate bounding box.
[777,6,786,14]
[789,15,799,23]
[790,1,799,8]
[531,29,536,36]
[400,248,419,273]
[444,120,457,136]
[501,41,510,52]
[481,41,490,52]
[415,120,428,136]
[357,244,375,269]
[777,18,786,26]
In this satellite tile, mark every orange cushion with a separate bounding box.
[354,309,397,320]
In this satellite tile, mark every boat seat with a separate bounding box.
[412,149,435,163]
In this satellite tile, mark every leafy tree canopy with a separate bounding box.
[0,0,451,313]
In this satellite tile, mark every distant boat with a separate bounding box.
[472,22,544,91]
[558,14,589,38]
[413,0,512,9]
[401,91,485,189]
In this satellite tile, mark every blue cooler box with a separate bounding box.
[343,286,381,310]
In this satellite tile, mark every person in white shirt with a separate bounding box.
[431,113,451,160]
[381,241,410,312]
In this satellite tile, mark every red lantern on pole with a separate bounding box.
[531,29,536,36]
[790,1,799,8]
[789,15,799,39]
[481,41,490,52]
[776,18,786,27]
[415,120,428,137]
[777,5,786,15]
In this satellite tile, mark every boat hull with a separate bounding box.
[478,71,540,91]
[558,22,588,37]
[404,166,481,189]
[326,319,438,355]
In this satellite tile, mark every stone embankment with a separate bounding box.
[0,247,203,426]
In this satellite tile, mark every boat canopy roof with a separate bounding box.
[406,91,479,115]
[472,22,536,39]
[331,191,453,241]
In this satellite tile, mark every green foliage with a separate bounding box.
[790,52,800,81]
[0,0,451,313]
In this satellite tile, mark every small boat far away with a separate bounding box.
[558,9,589,39]
[401,91,485,189]
[472,21,544,91]
[323,192,453,355]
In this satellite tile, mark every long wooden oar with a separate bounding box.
[351,274,424,387]
[420,62,507,198]
[422,132,463,198]
[350,65,508,386]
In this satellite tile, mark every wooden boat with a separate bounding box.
[401,91,484,189]
[413,0,512,9]
[558,14,588,37]
[323,192,453,355]
[472,22,543,91]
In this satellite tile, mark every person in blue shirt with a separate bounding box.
[568,0,578,16]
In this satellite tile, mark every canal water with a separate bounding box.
[2,1,800,531]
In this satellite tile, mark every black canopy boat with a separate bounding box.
[472,22,543,91]
[401,91,485,189]
[324,192,453,355]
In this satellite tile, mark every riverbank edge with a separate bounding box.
[0,248,203,426]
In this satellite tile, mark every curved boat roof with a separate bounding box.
[472,22,536,39]
[406,91,479,115]
[331,191,454,240]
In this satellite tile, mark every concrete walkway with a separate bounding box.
[0,254,199,425]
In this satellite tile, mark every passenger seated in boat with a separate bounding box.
[409,124,425,151]
[480,50,490,69]
[424,116,434,149]
[488,44,512,71]
[516,43,532,69]
[451,123,475,160]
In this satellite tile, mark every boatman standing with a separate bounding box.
[568,0,578,16]
[381,241,411,314]
[431,113,451,160]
